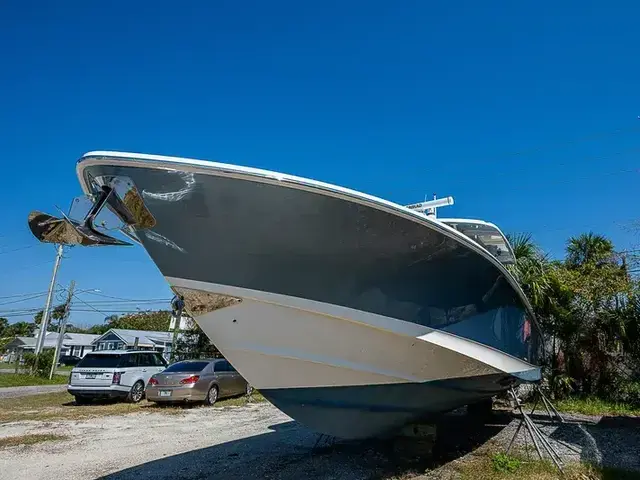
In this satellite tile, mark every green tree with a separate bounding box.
[508,231,639,402]
[0,317,8,337]
[6,321,36,337]
[103,310,171,331]
[86,324,110,335]
[507,233,552,310]
[173,321,222,361]
[33,304,67,332]
[566,232,615,269]
[23,349,55,378]
[64,325,87,333]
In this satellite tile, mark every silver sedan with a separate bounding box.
[145,358,252,405]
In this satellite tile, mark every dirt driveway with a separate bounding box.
[0,385,66,399]
[1,401,639,480]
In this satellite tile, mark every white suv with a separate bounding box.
[68,350,167,404]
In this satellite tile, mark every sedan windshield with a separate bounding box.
[163,361,209,373]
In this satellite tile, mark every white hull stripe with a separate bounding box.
[191,297,501,388]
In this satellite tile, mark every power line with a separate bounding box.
[0,244,39,256]
[483,148,640,183]
[0,306,44,313]
[510,217,640,238]
[486,125,640,162]
[0,308,43,317]
[0,260,56,278]
[69,294,110,317]
[74,309,159,313]
[0,290,51,300]
[0,293,48,306]
[80,291,172,302]
[79,299,171,305]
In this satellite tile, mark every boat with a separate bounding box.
[27,151,542,439]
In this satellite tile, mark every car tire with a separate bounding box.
[127,381,145,403]
[205,385,219,406]
[245,383,254,396]
[74,395,91,405]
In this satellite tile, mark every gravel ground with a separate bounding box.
[0,403,638,480]
[493,411,640,473]
[0,385,67,399]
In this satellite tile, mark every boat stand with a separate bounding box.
[527,384,565,423]
[506,386,565,475]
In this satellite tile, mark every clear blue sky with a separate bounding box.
[1,1,638,327]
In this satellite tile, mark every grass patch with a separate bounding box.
[0,390,267,423]
[0,373,68,387]
[554,397,640,417]
[0,433,68,449]
[444,447,640,479]
[491,453,521,474]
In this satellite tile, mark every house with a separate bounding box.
[65,333,101,358]
[91,329,174,360]
[3,336,41,363]
[3,332,99,363]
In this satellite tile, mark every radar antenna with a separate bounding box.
[405,194,454,218]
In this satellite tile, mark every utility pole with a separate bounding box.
[170,295,185,363]
[49,280,75,379]
[35,244,64,356]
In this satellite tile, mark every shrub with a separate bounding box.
[610,381,640,408]
[23,350,55,377]
[22,352,37,370]
[491,453,521,474]
[549,373,574,400]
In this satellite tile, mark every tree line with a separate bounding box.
[1,307,215,360]
[0,309,173,345]
[508,232,640,405]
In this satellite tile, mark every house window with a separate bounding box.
[117,342,124,350]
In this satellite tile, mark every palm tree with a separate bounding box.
[507,233,552,310]
[566,232,614,268]
[509,232,539,261]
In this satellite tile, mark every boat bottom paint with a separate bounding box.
[260,373,516,439]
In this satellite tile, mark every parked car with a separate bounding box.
[58,355,82,366]
[146,358,252,405]
[68,350,167,404]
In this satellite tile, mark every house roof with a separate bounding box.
[17,336,36,347]
[64,333,100,346]
[92,329,173,347]
[38,332,60,349]
[4,332,99,351]
[3,336,35,349]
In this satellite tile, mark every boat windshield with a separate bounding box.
[439,219,516,265]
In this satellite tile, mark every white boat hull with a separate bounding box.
[169,277,538,438]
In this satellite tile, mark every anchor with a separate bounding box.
[27,184,151,247]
